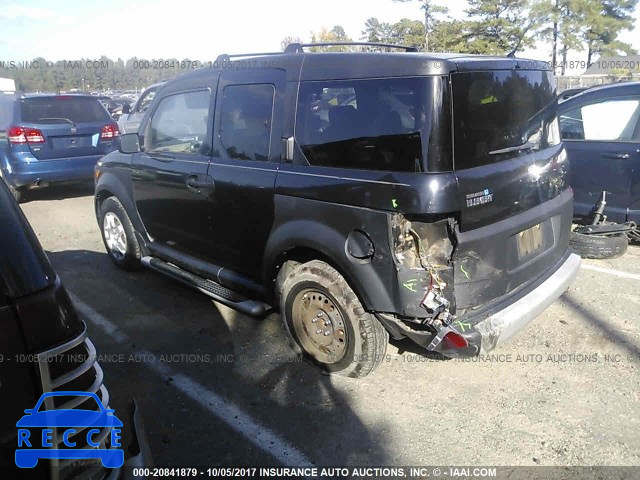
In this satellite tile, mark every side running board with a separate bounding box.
[141,256,266,316]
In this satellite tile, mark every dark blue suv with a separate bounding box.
[0,93,119,202]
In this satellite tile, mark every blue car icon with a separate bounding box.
[16,391,124,469]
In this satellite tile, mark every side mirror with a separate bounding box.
[121,104,131,114]
[119,133,141,154]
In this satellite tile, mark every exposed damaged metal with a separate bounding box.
[388,213,462,351]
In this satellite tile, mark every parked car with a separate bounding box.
[0,179,150,478]
[94,42,580,378]
[0,93,120,202]
[558,81,640,258]
[559,81,640,223]
[98,96,134,121]
[117,83,165,134]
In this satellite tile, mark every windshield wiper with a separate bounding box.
[37,117,75,125]
[489,142,537,155]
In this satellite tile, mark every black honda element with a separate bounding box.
[94,42,580,378]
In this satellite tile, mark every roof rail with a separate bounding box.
[215,52,283,63]
[284,42,418,53]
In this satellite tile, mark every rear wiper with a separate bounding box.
[489,142,537,155]
[37,117,75,125]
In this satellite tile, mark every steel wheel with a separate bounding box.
[103,212,127,259]
[290,289,348,364]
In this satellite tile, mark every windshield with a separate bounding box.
[295,76,452,173]
[20,96,111,124]
[452,70,559,169]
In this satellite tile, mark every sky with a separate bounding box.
[0,0,638,73]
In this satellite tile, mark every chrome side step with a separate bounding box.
[141,256,266,316]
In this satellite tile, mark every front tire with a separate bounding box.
[99,196,142,270]
[280,260,388,378]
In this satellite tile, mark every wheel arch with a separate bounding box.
[95,171,148,242]
[263,219,395,312]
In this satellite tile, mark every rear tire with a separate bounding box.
[99,196,142,270]
[570,232,628,259]
[279,260,388,378]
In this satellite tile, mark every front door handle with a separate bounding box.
[602,152,631,159]
[186,175,215,195]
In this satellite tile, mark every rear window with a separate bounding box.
[20,96,111,124]
[295,76,452,172]
[452,70,558,170]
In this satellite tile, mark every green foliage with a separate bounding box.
[534,0,637,71]
[309,26,353,51]
[581,0,638,63]
[462,0,539,55]
[392,0,449,51]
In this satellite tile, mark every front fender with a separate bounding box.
[95,163,148,241]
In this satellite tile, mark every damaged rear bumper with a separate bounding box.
[471,252,581,353]
[378,252,581,358]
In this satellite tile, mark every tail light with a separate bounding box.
[8,126,45,145]
[442,331,469,349]
[100,123,120,140]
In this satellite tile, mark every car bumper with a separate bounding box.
[377,251,581,358]
[7,155,103,187]
[430,252,581,357]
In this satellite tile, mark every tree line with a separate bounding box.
[1,57,203,94]
[297,0,637,75]
[2,0,637,92]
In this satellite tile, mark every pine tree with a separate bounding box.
[392,0,448,51]
[463,0,539,55]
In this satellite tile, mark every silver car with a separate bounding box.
[117,82,165,134]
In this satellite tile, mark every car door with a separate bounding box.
[131,85,217,259]
[560,94,640,223]
[208,69,286,277]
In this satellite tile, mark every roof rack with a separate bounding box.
[215,42,418,63]
[215,52,283,63]
[284,42,418,53]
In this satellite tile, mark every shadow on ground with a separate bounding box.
[46,249,393,467]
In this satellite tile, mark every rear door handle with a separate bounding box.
[186,175,215,195]
[602,152,631,159]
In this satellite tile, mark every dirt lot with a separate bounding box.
[19,185,640,471]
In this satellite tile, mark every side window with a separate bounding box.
[146,90,210,154]
[219,84,275,162]
[136,88,157,113]
[560,98,640,141]
[295,78,430,172]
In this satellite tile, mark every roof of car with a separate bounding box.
[21,93,103,99]
[163,50,551,88]
[558,81,640,106]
